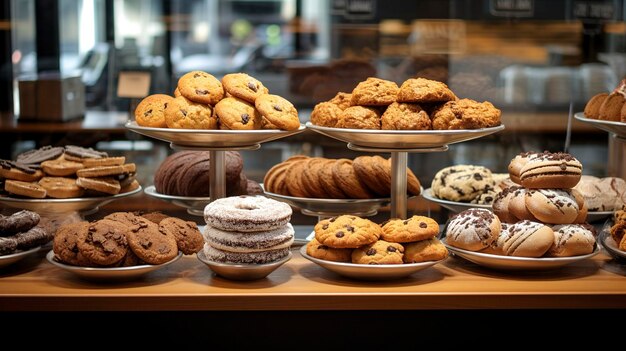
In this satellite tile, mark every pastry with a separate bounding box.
[501,220,554,257]
[314,215,382,249]
[203,196,292,232]
[508,187,539,221]
[350,77,399,106]
[381,215,439,243]
[508,151,538,185]
[134,94,175,128]
[351,240,404,264]
[525,188,579,224]
[177,70,224,105]
[548,224,596,257]
[492,186,522,223]
[445,208,501,251]
[403,237,448,263]
[305,238,352,262]
[481,222,512,255]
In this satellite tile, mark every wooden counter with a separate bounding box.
[1,246,625,312]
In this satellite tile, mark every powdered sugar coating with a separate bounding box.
[204,195,292,232]
[445,208,500,251]
[203,223,294,253]
[203,243,290,264]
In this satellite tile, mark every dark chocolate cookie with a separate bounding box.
[13,225,53,250]
[77,219,128,266]
[16,145,64,165]
[127,217,178,264]
[0,210,41,236]
[64,145,108,160]
[0,237,17,255]
[158,217,203,255]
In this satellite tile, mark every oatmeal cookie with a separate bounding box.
[350,77,399,106]
[381,102,431,130]
[431,98,501,130]
[310,101,343,127]
[336,106,381,129]
[397,77,456,103]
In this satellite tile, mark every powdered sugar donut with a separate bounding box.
[203,243,290,264]
[203,223,295,253]
[445,208,501,251]
[204,195,292,232]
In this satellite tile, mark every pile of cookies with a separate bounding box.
[202,196,294,264]
[573,175,626,211]
[445,208,596,258]
[52,211,203,267]
[430,165,511,205]
[0,210,53,255]
[610,210,626,251]
[583,78,626,122]
[0,145,139,199]
[263,155,421,199]
[306,214,448,264]
[310,77,501,130]
[135,71,300,131]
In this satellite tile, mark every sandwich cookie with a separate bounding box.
[203,223,294,253]
[202,243,290,265]
[519,151,582,189]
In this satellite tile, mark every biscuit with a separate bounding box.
[221,72,269,103]
[165,95,217,129]
[158,217,203,255]
[135,94,175,128]
[120,179,140,193]
[305,237,352,262]
[127,216,179,264]
[381,215,439,243]
[353,156,389,197]
[0,210,40,235]
[214,96,262,130]
[397,77,456,103]
[583,92,608,119]
[317,159,347,199]
[82,157,126,168]
[350,77,399,106]
[255,94,300,131]
[53,222,92,266]
[77,219,128,266]
[301,157,329,198]
[64,145,108,161]
[177,71,224,105]
[328,92,352,110]
[0,160,44,182]
[336,106,381,129]
[38,177,84,198]
[403,237,448,263]
[381,102,431,130]
[40,156,84,176]
[431,165,495,202]
[331,159,373,199]
[16,145,65,165]
[314,215,382,249]
[76,176,121,195]
[310,102,343,127]
[76,163,135,178]
[4,180,47,198]
[351,240,404,264]
[431,98,501,130]
[445,208,501,251]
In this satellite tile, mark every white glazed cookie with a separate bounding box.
[500,220,554,257]
[445,208,501,251]
[203,195,292,232]
[431,165,495,202]
[525,189,579,225]
[548,224,596,257]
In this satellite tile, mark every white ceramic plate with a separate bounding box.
[421,187,491,212]
[126,121,305,148]
[196,250,291,281]
[306,122,505,149]
[46,250,182,281]
[599,229,626,260]
[0,186,142,215]
[442,238,600,271]
[299,245,443,280]
[0,246,41,269]
[574,112,626,137]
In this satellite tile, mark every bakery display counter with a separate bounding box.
[1,245,624,312]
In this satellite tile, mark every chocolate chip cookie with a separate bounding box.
[177,70,224,105]
[351,239,404,264]
[221,73,269,103]
[165,95,217,129]
[158,217,203,255]
[305,238,352,262]
[135,94,175,128]
[314,215,382,249]
[381,215,439,243]
[127,216,178,264]
[76,219,129,266]
[214,96,261,130]
[255,94,300,131]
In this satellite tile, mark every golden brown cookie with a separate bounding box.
[284,158,311,198]
[583,92,608,119]
[381,102,431,130]
[174,87,181,97]
[406,167,422,196]
[381,215,439,243]
[301,157,329,198]
[431,98,501,130]
[305,237,352,262]
[317,159,347,199]
[158,217,203,255]
[120,179,140,193]
[77,219,129,266]
[331,159,373,199]
[177,70,224,105]
[403,237,448,263]
[314,215,382,249]
[328,92,352,110]
[76,176,121,195]
[221,72,269,103]
[310,101,343,127]
[40,155,84,177]
[254,94,300,131]
[4,180,47,198]
[598,92,624,121]
[0,160,43,182]
[134,94,175,128]
[165,95,217,129]
[397,77,456,103]
[127,217,179,264]
[353,156,389,197]
[214,96,262,130]
[350,77,399,106]
[336,106,381,129]
[53,221,92,266]
[38,177,84,198]
[351,239,404,264]
[82,157,126,168]
[76,163,135,178]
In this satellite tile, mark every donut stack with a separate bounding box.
[202,196,294,264]
[446,151,596,258]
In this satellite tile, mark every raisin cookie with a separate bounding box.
[165,95,217,129]
[255,94,300,131]
[431,98,501,130]
[134,94,175,128]
[397,77,456,103]
[221,73,269,103]
[214,96,261,130]
[305,238,352,262]
[314,215,382,249]
[381,102,431,130]
[381,215,439,243]
[350,77,399,106]
[177,70,224,105]
[351,240,404,264]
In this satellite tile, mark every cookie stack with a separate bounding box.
[52,212,203,267]
[430,165,511,205]
[0,210,53,255]
[135,71,300,131]
[583,78,626,122]
[305,214,448,264]
[310,76,501,130]
[0,145,139,199]
[264,155,421,199]
[202,196,294,264]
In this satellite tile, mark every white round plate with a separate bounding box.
[300,245,443,280]
[197,250,291,280]
[46,250,182,281]
[421,187,491,212]
[574,112,626,137]
[144,185,209,216]
[306,122,505,149]
[442,238,600,271]
[126,121,305,148]
[0,186,142,215]
[599,229,626,260]
[0,246,41,269]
